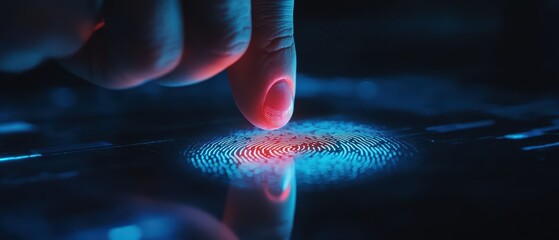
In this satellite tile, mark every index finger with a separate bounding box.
[227,0,296,130]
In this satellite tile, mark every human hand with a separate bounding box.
[0,0,296,130]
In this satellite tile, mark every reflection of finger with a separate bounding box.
[227,0,296,130]
[61,0,183,89]
[174,205,238,240]
[64,198,239,240]
[155,0,251,86]
[223,161,296,240]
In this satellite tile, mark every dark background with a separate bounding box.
[1,1,559,239]
[1,0,558,92]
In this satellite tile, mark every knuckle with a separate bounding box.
[52,29,89,57]
[120,35,183,74]
[252,0,295,53]
[258,30,295,53]
[198,0,251,57]
[141,40,182,72]
[209,25,251,57]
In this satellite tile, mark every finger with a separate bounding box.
[0,0,100,72]
[60,0,183,89]
[155,0,251,86]
[227,0,296,130]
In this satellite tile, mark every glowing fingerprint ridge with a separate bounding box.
[183,121,412,188]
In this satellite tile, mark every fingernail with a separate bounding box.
[263,80,294,129]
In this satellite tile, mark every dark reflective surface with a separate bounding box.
[1,73,558,239]
[2,0,559,238]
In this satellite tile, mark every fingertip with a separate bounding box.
[228,50,297,131]
[260,79,294,130]
[233,77,295,131]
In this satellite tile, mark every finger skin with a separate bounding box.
[60,0,183,89]
[227,0,296,130]
[155,0,252,86]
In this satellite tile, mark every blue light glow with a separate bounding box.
[0,153,42,163]
[504,131,543,140]
[108,225,142,240]
[32,141,113,154]
[0,121,34,134]
[426,120,495,133]
[503,125,559,140]
[138,217,175,239]
[183,121,413,188]
[522,141,559,151]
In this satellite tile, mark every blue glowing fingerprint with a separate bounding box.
[183,121,414,188]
